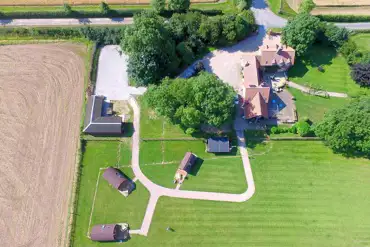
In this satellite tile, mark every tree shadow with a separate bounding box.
[288,45,337,79]
[244,129,267,149]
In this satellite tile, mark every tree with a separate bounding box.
[351,63,370,87]
[121,11,179,85]
[294,120,312,137]
[151,0,166,13]
[63,3,72,15]
[191,72,235,127]
[198,17,222,45]
[340,40,363,65]
[298,0,315,13]
[144,72,235,134]
[321,23,349,48]
[282,13,321,56]
[176,42,194,65]
[314,97,370,157]
[100,2,110,15]
[168,0,190,12]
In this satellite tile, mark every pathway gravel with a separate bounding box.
[128,96,256,236]
[287,81,349,98]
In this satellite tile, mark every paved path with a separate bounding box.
[95,45,146,101]
[128,96,256,236]
[287,81,348,98]
[0,2,369,30]
[250,0,370,30]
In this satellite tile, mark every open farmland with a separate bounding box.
[0,0,216,5]
[0,43,85,247]
[314,0,370,6]
[286,0,370,13]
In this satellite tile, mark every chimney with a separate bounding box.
[266,45,269,49]
[276,44,279,49]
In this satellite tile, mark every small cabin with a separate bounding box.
[174,152,197,184]
[207,137,230,153]
[103,167,134,197]
[90,223,129,242]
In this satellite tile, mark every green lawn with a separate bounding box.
[267,0,296,19]
[123,141,370,247]
[140,99,189,139]
[351,33,370,53]
[140,140,246,193]
[72,141,150,247]
[288,45,367,96]
[288,87,350,122]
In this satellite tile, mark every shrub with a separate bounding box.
[151,0,166,13]
[63,3,73,15]
[270,126,280,134]
[340,40,363,65]
[298,0,315,13]
[100,2,110,15]
[351,63,370,87]
[295,120,311,137]
[168,0,190,12]
[321,23,349,48]
[176,42,195,65]
[290,125,297,134]
[317,15,370,23]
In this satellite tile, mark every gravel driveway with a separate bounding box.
[95,45,146,100]
[201,28,266,91]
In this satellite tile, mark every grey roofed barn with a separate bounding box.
[83,95,122,135]
[207,137,230,153]
[178,152,197,173]
[90,224,118,241]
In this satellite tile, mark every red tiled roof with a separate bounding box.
[242,55,260,87]
[244,87,270,119]
[260,48,295,67]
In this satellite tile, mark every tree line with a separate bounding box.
[121,10,256,86]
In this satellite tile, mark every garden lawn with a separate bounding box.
[351,33,370,53]
[288,87,350,122]
[140,99,189,139]
[140,140,245,193]
[123,140,370,247]
[72,141,150,247]
[288,44,366,96]
[267,0,296,18]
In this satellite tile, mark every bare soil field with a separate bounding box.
[314,0,370,6]
[0,0,215,5]
[0,43,85,247]
[312,6,370,15]
[286,0,370,12]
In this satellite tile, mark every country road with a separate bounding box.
[1,0,370,30]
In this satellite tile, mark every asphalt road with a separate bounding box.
[0,1,369,29]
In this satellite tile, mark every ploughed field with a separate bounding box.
[0,43,85,247]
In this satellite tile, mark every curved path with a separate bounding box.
[287,81,348,98]
[128,96,255,236]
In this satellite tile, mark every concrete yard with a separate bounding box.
[95,45,146,100]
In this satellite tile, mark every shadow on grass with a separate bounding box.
[288,44,337,79]
[244,129,267,149]
[188,158,204,176]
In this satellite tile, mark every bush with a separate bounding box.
[63,4,73,15]
[168,0,190,12]
[321,23,349,48]
[317,15,370,23]
[176,42,195,65]
[298,0,315,13]
[351,63,370,87]
[340,40,363,65]
[151,0,166,13]
[294,120,312,137]
[100,2,110,15]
